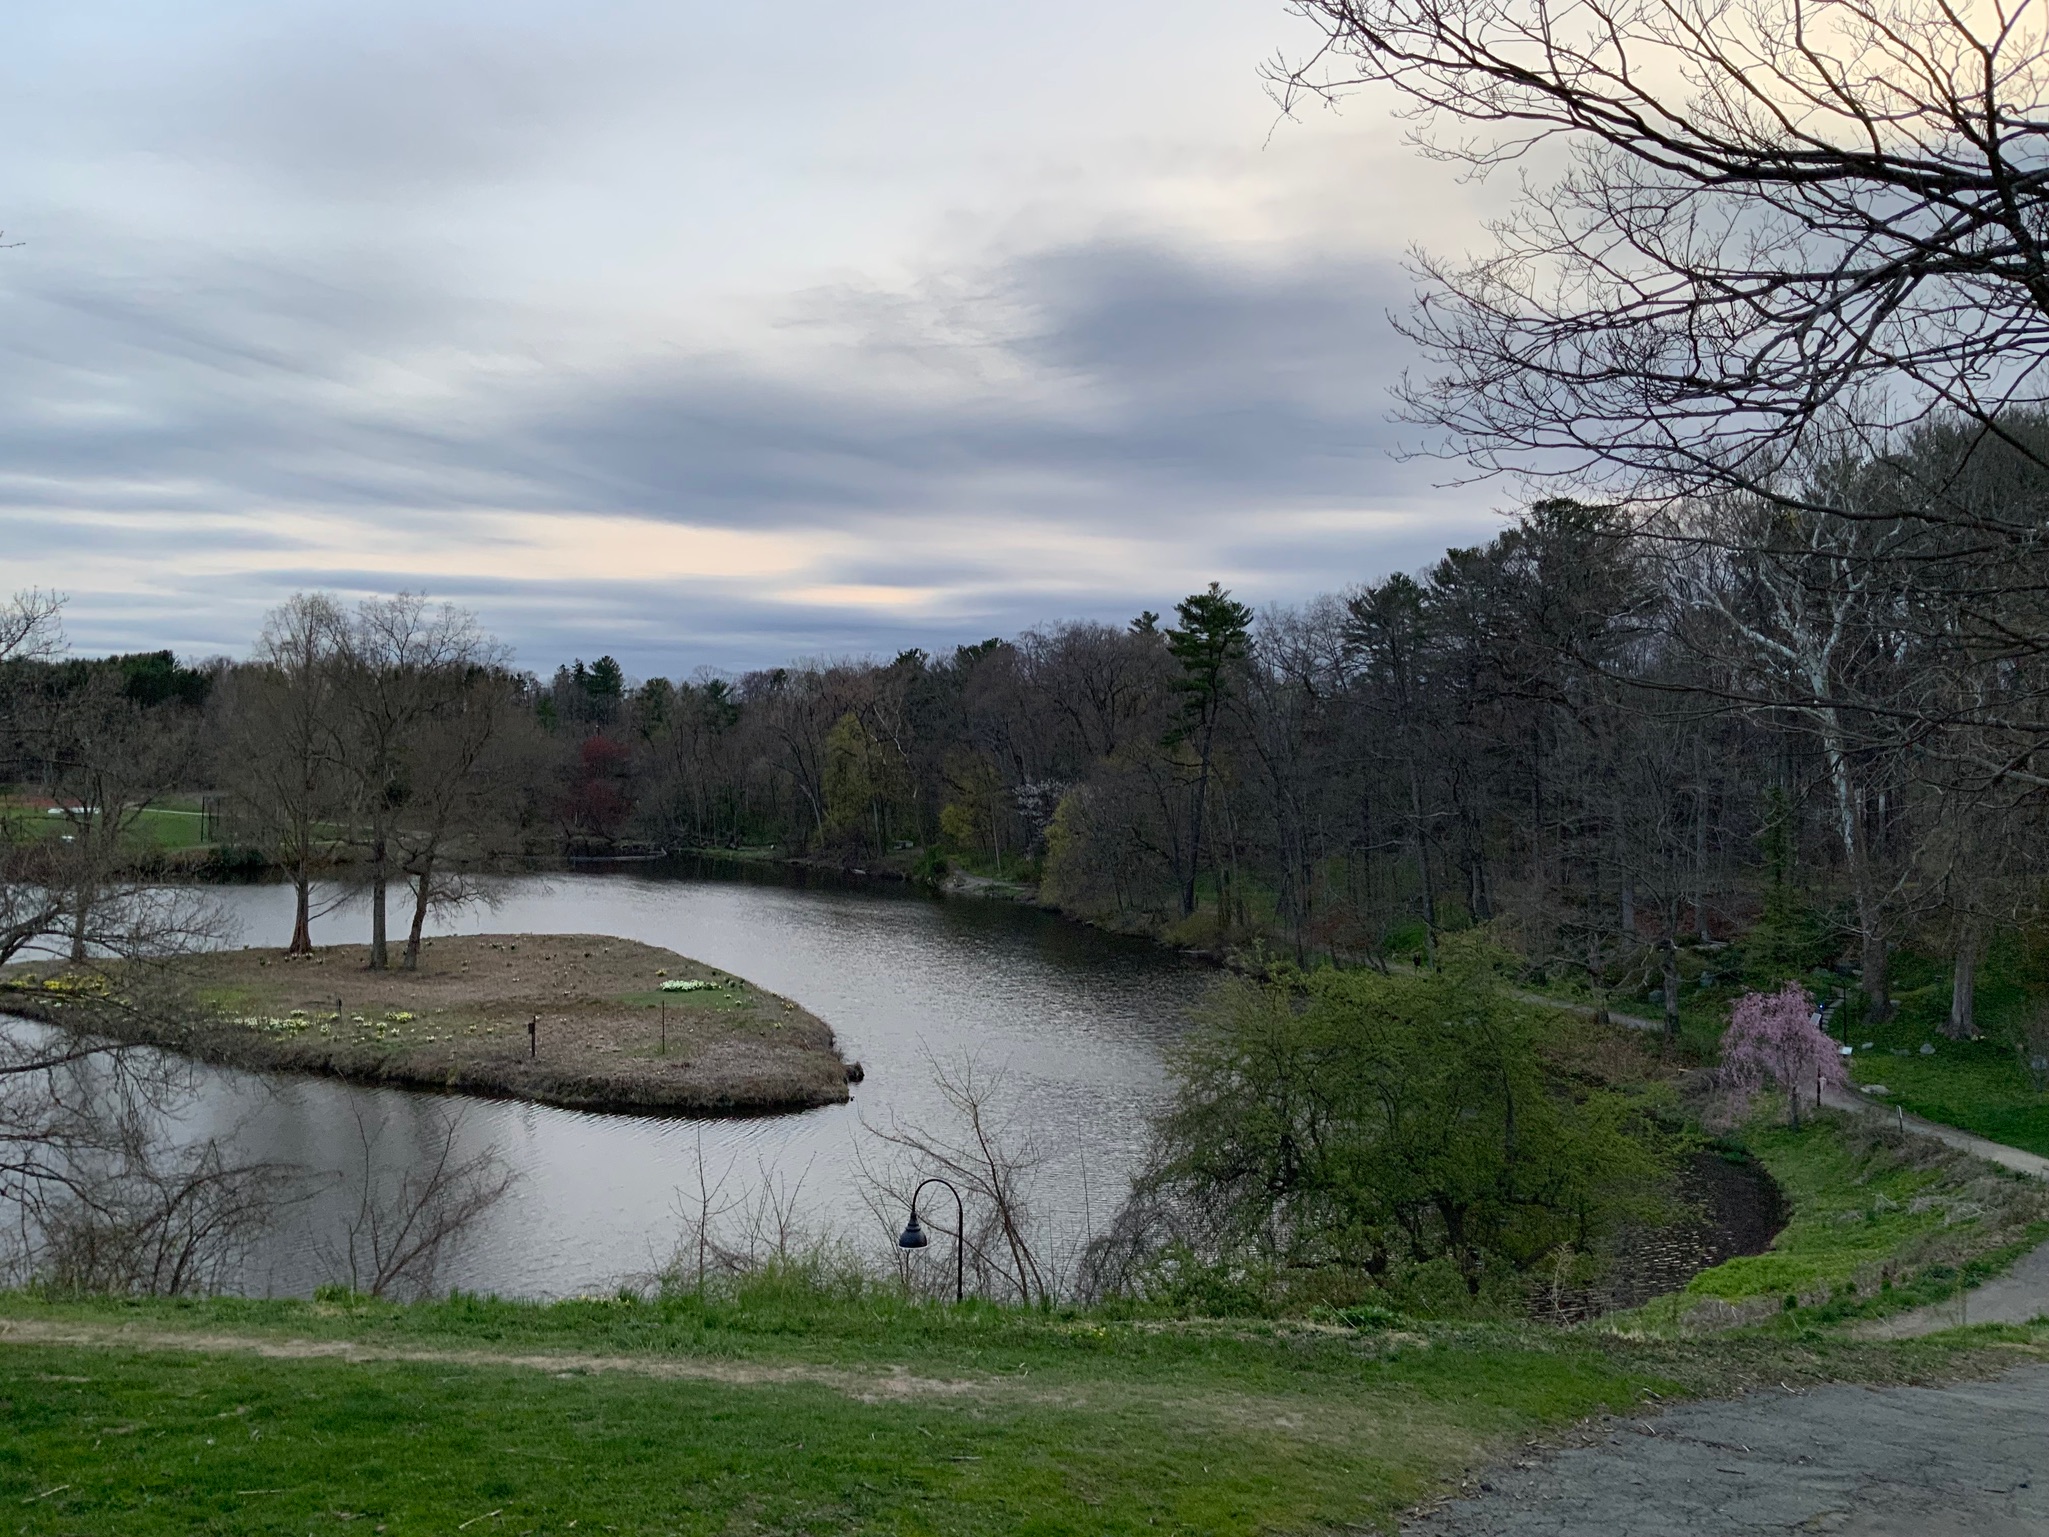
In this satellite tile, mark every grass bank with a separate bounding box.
[0,1282,2024,1537]
[1837,944,2049,1155]
[2,1076,2044,1532]
[0,934,854,1115]
[1848,1041,2049,1157]
[1619,1109,2049,1335]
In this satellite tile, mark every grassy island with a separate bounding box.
[4,933,854,1116]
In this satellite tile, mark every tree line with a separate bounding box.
[8,437,2049,1042]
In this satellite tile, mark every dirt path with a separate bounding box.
[1404,1365,2049,1536]
[0,1315,1001,1404]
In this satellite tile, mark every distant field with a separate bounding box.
[0,799,212,852]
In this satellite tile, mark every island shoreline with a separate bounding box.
[0,933,857,1119]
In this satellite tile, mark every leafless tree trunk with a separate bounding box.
[225,594,347,955]
[330,596,504,970]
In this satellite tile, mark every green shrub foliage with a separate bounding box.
[1145,946,1683,1297]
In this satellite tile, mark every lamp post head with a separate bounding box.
[897,1212,929,1250]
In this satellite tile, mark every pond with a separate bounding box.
[79,862,1215,1298]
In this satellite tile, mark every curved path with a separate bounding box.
[1403,1366,2049,1537]
[1570,998,2049,1331]
[1859,1238,2049,1338]
[1425,994,2049,1535]
[1530,992,2049,1181]
[1815,1080,2049,1180]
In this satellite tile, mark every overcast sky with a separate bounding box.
[2,0,1510,676]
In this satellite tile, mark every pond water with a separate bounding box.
[84,863,1214,1298]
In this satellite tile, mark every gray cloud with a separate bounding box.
[1,226,1497,673]
[503,241,1442,523]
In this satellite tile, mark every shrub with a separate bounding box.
[1129,942,1684,1301]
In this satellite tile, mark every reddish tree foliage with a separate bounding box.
[563,734,635,845]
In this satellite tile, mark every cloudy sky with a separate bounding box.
[2,0,1509,676]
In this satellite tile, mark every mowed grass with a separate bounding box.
[0,800,211,853]
[10,1341,1367,1537]
[0,1308,1647,1537]
[0,1282,2011,1537]
[1849,1041,2049,1158]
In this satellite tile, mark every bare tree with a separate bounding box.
[0,589,63,666]
[394,669,529,970]
[1274,0,2049,519]
[321,1105,516,1299]
[0,596,226,970]
[1661,493,1914,1013]
[1272,0,2049,832]
[222,594,348,955]
[329,596,505,970]
[32,1141,297,1297]
[657,1138,828,1291]
[0,976,293,1295]
[863,1054,1049,1304]
[19,671,204,962]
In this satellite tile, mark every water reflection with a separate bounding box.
[90,864,1213,1297]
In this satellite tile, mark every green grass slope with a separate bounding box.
[0,1274,2027,1536]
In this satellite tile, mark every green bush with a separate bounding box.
[1143,940,1685,1301]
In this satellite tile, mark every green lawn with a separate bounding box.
[0,800,212,853]
[0,1283,2011,1537]
[4,1096,2045,1536]
[0,1297,1647,1536]
[1848,1042,2049,1158]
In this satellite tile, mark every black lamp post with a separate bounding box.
[897,1176,965,1303]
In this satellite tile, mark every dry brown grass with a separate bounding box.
[16,933,852,1115]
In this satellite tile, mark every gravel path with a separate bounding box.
[1859,1237,2049,1338]
[1404,1366,2049,1536]
[1816,1081,2049,1181]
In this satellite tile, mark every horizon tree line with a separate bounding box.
[9,428,2049,1040]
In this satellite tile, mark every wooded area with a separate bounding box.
[7,450,2047,1051]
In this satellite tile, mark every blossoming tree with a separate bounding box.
[1721,983,1846,1128]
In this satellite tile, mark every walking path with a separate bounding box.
[1415,993,2049,1534]
[1403,1366,2049,1537]
[1815,1080,2049,1179]
[1528,991,2049,1180]
[1858,1235,2049,1338]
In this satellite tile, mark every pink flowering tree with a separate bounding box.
[1719,983,1847,1128]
